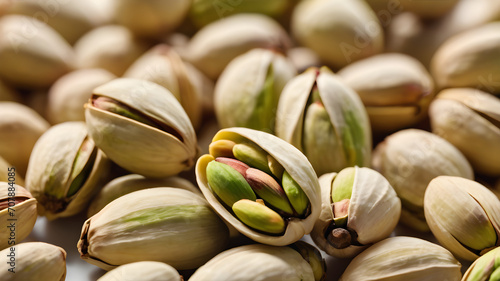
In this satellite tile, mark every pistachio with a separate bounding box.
[287,47,321,74]
[339,236,462,281]
[0,183,37,250]
[424,176,500,261]
[87,174,200,217]
[187,14,291,80]
[429,88,500,176]
[276,67,372,176]
[97,261,182,281]
[338,53,435,134]
[290,241,327,281]
[372,129,474,231]
[84,78,198,178]
[0,157,24,186]
[209,140,236,158]
[47,69,116,124]
[312,167,401,258]
[291,0,383,69]
[196,128,320,246]
[462,246,500,281]
[78,188,229,270]
[214,48,296,132]
[0,242,67,281]
[25,122,110,220]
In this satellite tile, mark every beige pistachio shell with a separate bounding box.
[425,176,500,261]
[0,157,24,186]
[372,129,473,231]
[0,15,73,88]
[432,22,500,93]
[113,0,190,38]
[291,0,383,69]
[78,187,229,271]
[97,261,182,281]
[338,53,434,133]
[124,44,206,130]
[276,67,372,176]
[47,68,116,124]
[189,244,315,281]
[87,174,200,217]
[0,242,67,281]
[462,246,500,281]
[0,183,37,250]
[429,88,500,176]
[214,48,296,132]
[74,25,148,76]
[196,128,321,246]
[26,121,110,220]
[186,14,291,80]
[0,102,50,177]
[312,167,401,258]
[85,78,197,178]
[339,236,462,281]
[0,80,20,102]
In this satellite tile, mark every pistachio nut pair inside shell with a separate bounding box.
[196,127,321,246]
[462,246,500,281]
[84,78,198,178]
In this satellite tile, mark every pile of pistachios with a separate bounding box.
[1,0,500,280]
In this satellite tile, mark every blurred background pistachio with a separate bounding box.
[312,167,400,258]
[214,48,296,132]
[338,53,434,135]
[372,129,474,232]
[291,0,383,70]
[0,79,20,102]
[425,176,500,261]
[462,246,500,281]
[26,122,110,220]
[287,47,321,73]
[0,156,24,185]
[366,0,459,19]
[276,67,371,176]
[47,69,116,124]
[429,88,500,177]
[97,261,182,281]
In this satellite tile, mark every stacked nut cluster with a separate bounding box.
[1,0,500,280]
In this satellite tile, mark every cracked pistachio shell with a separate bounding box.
[0,157,24,186]
[276,67,371,176]
[78,187,229,271]
[338,53,434,133]
[26,122,110,220]
[424,176,500,261]
[186,14,291,80]
[0,102,50,177]
[312,167,401,258]
[339,236,462,281]
[87,174,200,217]
[196,128,321,246]
[215,48,296,132]
[429,88,500,176]
[372,129,473,232]
[462,246,500,281]
[84,78,198,178]
[432,22,500,94]
[113,0,190,38]
[97,261,182,281]
[47,69,116,124]
[189,244,315,281]
[0,15,73,89]
[291,0,383,69]
[0,183,37,250]
[124,44,208,130]
[0,242,67,281]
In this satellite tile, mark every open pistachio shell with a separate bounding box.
[78,187,229,271]
[312,167,401,258]
[429,88,500,176]
[0,242,67,281]
[0,183,37,250]
[84,78,198,178]
[189,244,316,281]
[276,67,371,176]
[196,127,321,246]
[97,261,182,281]
[339,236,462,281]
[372,129,474,232]
[462,246,500,281]
[26,122,110,220]
[214,48,296,132]
[424,176,500,261]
